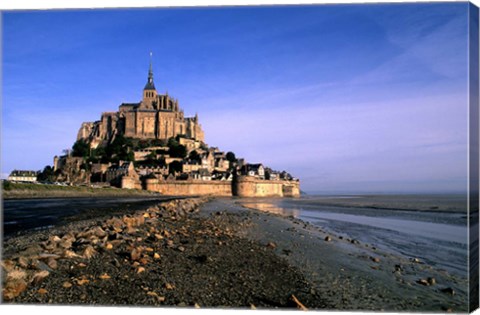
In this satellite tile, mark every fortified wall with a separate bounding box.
[233,176,300,198]
[145,178,232,196]
[144,176,300,197]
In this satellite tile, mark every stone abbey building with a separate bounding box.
[77,60,204,148]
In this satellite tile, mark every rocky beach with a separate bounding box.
[1,197,469,311]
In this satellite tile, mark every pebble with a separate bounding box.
[47,258,58,269]
[440,287,455,295]
[83,245,97,259]
[17,257,29,268]
[371,257,380,263]
[62,281,73,288]
[37,288,48,295]
[417,279,429,286]
[266,242,277,249]
[324,236,332,242]
[32,270,50,285]
[3,279,28,300]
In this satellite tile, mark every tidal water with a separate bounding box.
[2,196,172,237]
[239,194,470,278]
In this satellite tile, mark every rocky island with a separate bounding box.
[48,58,299,198]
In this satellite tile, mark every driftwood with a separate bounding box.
[291,294,308,311]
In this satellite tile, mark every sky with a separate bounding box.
[1,2,473,193]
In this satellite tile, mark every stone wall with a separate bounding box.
[145,179,232,196]
[144,176,300,197]
[233,176,300,198]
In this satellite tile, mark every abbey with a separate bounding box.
[52,57,299,197]
[77,60,204,148]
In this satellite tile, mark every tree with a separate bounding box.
[226,151,237,163]
[37,165,55,182]
[188,150,201,164]
[72,140,89,158]
[169,161,183,175]
[167,137,187,158]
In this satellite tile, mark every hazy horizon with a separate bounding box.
[1,3,472,193]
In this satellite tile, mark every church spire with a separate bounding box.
[144,52,156,91]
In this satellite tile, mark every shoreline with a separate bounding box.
[2,186,163,200]
[1,197,469,311]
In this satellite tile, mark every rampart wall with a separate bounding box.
[144,176,300,197]
[145,179,232,196]
[233,176,300,197]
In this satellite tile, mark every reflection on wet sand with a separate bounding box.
[237,201,300,217]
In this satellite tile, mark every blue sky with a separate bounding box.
[1,3,472,193]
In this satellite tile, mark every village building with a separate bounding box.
[8,170,39,183]
[241,164,265,179]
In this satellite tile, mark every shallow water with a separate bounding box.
[239,194,469,278]
[2,196,171,237]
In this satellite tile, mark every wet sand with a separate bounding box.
[1,197,469,311]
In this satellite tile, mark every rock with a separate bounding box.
[62,250,80,259]
[440,287,455,295]
[38,253,61,260]
[371,257,380,263]
[394,264,403,272]
[31,270,50,285]
[154,253,161,260]
[62,281,73,288]
[165,283,174,290]
[137,267,146,274]
[17,256,29,268]
[58,239,73,249]
[49,235,61,243]
[441,306,453,312]
[324,236,332,242]
[92,226,107,238]
[7,269,27,281]
[131,248,142,261]
[76,277,90,286]
[37,288,48,295]
[47,258,58,270]
[412,258,421,263]
[125,226,137,234]
[105,243,113,250]
[417,279,429,286]
[427,277,436,285]
[99,273,111,280]
[3,279,28,300]
[82,245,97,259]
[31,260,54,272]
[266,242,277,249]
[107,217,124,231]
[177,246,185,252]
[1,260,16,273]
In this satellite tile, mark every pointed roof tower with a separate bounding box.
[144,52,156,91]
